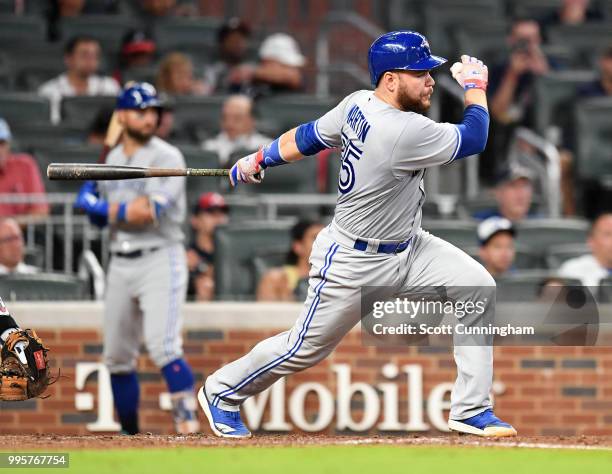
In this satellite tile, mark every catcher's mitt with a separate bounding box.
[0,329,51,401]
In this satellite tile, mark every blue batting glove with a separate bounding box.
[74,181,109,222]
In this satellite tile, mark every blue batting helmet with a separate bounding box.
[368,31,447,86]
[116,82,162,110]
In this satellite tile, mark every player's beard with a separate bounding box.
[124,126,154,144]
[397,82,430,113]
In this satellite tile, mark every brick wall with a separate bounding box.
[1,325,611,436]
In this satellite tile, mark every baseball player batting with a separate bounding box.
[198,30,518,439]
[74,83,199,435]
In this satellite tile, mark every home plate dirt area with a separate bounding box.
[1,434,611,450]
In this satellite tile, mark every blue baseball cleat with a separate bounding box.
[448,408,517,437]
[197,386,251,438]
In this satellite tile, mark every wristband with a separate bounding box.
[117,202,128,223]
[464,79,487,91]
[256,139,286,169]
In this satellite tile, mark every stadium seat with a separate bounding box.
[7,42,66,91]
[154,17,222,50]
[0,273,88,301]
[547,24,612,66]
[575,97,612,180]
[546,243,590,269]
[59,15,141,54]
[172,95,227,140]
[464,245,544,270]
[179,147,223,205]
[214,222,294,300]
[0,0,15,13]
[252,250,289,289]
[256,95,339,132]
[0,93,51,125]
[509,0,563,18]
[179,146,219,169]
[423,1,504,57]
[496,271,582,302]
[121,64,158,85]
[10,122,87,153]
[385,0,423,32]
[534,71,597,138]
[229,147,319,195]
[0,14,46,43]
[515,219,589,253]
[61,96,117,129]
[421,220,479,248]
[0,52,11,91]
[599,276,612,303]
[454,23,508,65]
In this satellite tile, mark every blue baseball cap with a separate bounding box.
[0,118,11,142]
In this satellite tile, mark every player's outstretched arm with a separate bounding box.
[230,92,352,186]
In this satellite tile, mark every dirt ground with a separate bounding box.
[0,434,611,450]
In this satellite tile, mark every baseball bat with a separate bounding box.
[47,163,229,180]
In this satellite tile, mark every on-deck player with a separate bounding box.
[198,31,518,439]
[74,83,199,435]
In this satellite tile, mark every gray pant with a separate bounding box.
[104,243,187,373]
[206,223,494,420]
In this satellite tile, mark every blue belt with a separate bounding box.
[353,237,412,254]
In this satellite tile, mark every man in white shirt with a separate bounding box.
[0,218,38,275]
[558,213,612,286]
[38,35,120,124]
[201,95,271,166]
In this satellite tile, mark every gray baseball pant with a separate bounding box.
[205,222,494,420]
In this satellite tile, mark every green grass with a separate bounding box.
[9,445,612,474]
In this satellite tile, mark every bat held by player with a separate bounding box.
[47,163,230,180]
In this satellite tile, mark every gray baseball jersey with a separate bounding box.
[317,90,459,241]
[101,136,186,253]
[205,91,495,425]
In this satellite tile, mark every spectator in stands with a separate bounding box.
[38,35,120,124]
[187,192,229,301]
[252,33,306,95]
[202,95,272,166]
[47,1,122,42]
[481,19,553,183]
[0,218,39,275]
[257,220,324,302]
[0,119,49,219]
[140,0,197,19]
[114,29,157,84]
[578,45,612,98]
[156,52,208,96]
[477,217,516,279]
[87,106,114,145]
[156,102,176,141]
[473,166,536,222]
[204,18,254,94]
[558,212,612,286]
[490,18,551,124]
[541,0,602,29]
